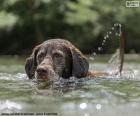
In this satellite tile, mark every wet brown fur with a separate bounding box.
[25,39,108,80]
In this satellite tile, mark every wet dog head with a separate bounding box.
[25,39,89,81]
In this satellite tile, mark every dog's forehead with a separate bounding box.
[39,39,71,54]
[45,39,71,44]
[42,42,63,50]
[44,39,72,47]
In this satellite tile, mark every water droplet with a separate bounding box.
[89,57,94,61]
[80,103,87,109]
[118,24,122,27]
[102,43,104,46]
[98,47,102,51]
[106,35,109,38]
[109,31,112,34]
[114,23,119,27]
[103,39,106,43]
[115,33,119,36]
[118,34,121,37]
[96,104,102,110]
[92,52,96,56]
[104,36,107,40]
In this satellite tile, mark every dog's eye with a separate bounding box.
[38,53,44,58]
[38,53,44,62]
[53,53,63,58]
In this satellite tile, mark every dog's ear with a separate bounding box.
[25,46,40,79]
[70,46,89,78]
[25,56,35,79]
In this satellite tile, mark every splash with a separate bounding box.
[90,23,123,74]
[0,100,22,112]
[107,49,121,76]
[91,23,122,57]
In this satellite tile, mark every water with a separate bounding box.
[91,23,122,63]
[0,57,140,116]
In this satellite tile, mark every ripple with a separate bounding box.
[0,73,28,81]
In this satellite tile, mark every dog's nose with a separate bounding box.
[36,67,48,75]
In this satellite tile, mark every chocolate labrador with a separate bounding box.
[25,39,122,81]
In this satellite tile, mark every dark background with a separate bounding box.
[0,0,140,55]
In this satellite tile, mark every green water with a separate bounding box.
[0,56,140,116]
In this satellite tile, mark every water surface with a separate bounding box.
[0,57,140,116]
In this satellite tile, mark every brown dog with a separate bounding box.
[25,39,89,80]
[25,39,110,81]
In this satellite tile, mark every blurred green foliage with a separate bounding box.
[0,0,140,54]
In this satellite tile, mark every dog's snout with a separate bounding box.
[37,66,48,75]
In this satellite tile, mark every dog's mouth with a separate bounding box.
[37,76,49,81]
[35,71,59,82]
[34,72,58,89]
[36,78,53,89]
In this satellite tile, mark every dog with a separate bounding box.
[25,39,113,81]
